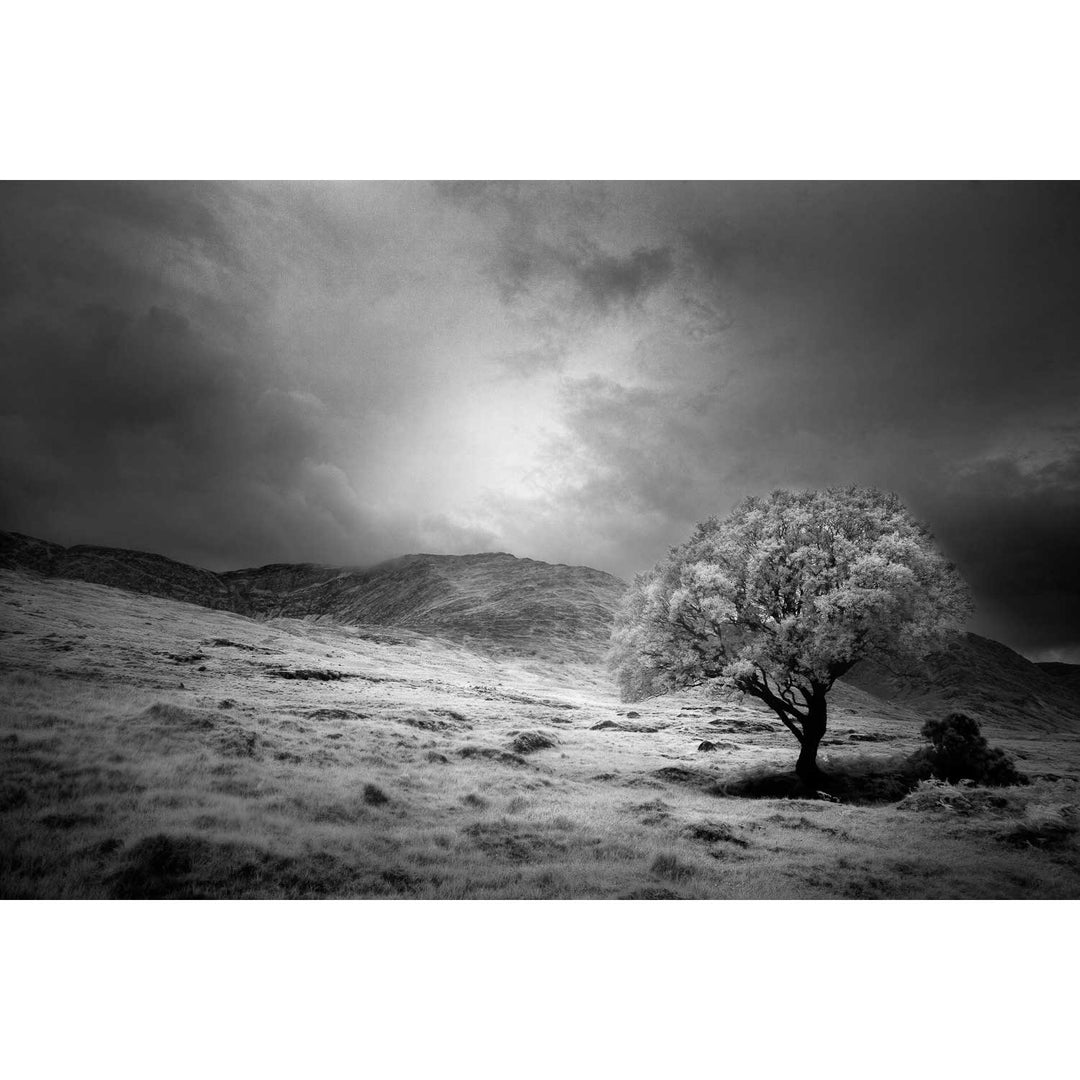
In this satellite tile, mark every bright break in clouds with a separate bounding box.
[1,181,1078,662]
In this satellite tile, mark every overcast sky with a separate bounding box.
[1,181,1078,661]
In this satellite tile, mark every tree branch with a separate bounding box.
[742,668,807,744]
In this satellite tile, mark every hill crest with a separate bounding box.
[4,529,1078,730]
[0,530,626,659]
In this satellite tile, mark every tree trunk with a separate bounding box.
[795,696,828,786]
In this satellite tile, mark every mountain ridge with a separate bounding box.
[0,530,627,659]
[844,632,1080,734]
[3,529,1078,730]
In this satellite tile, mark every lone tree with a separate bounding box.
[609,487,972,786]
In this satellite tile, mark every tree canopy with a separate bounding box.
[609,487,972,784]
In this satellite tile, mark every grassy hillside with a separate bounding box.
[3,569,1079,899]
[8,528,1080,719]
[0,532,626,660]
[265,553,624,659]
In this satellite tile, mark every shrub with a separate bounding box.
[911,712,1026,787]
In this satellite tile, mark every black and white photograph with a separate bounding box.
[4,178,1078,901]
[2,6,1078,1076]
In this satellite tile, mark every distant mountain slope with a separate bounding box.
[0,531,626,659]
[4,529,1078,726]
[844,632,1080,733]
[1037,662,1080,693]
[0,532,235,609]
[227,553,624,653]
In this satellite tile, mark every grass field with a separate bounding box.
[3,570,1079,899]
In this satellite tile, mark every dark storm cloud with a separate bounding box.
[3,181,1079,660]
[675,183,1080,657]
[441,181,674,313]
[476,182,1080,658]
[0,182,240,306]
[574,246,673,311]
[679,183,1080,432]
[0,285,335,568]
[505,234,674,313]
[916,450,1080,660]
[0,182,400,570]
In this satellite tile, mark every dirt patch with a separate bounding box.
[265,667,351,681]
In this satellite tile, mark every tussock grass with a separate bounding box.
[3,570,1080,898]
[509,730,559,754]
[999,803,1078,849]
[650,852,698,883]
[362,784,390,806]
